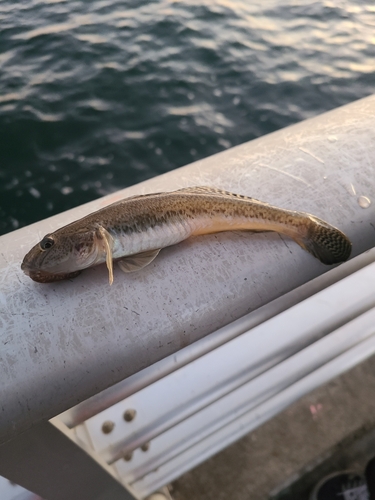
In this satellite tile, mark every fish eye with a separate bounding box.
[40,236,55,251]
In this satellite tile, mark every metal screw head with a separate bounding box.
[141,442,150,452]
[123,451,133,462]
[123,409,136,422]
[101,420,115,434]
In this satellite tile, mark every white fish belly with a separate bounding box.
[111,219,195,259]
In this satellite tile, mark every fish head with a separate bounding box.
[21,225,101,283]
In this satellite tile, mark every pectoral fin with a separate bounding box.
[97,226,114,285]
[118,249,161,273]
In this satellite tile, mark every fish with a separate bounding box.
[21,186,352,284]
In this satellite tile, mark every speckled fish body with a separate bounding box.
[21,186,352,284]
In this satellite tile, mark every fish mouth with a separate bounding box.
[21,263,81,283]
[21,260,29,275]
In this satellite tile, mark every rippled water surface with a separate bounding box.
[1,0,374,235]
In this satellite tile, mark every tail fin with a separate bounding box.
[293,216,352,265]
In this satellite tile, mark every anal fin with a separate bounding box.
[118,249,161,273]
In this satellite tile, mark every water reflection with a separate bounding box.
[0,0,374,234]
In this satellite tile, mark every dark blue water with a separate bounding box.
[1,0,374,235]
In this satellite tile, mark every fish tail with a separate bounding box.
[293,215,352,265]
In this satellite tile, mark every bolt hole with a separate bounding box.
[123,409,137,422]
[102,421,115,434]
[141,442,150,452]
[123,451,133,462]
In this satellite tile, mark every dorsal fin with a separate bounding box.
[175,186,266,204]
[106,191,164,208]
[105,186,268,209]
[175,186,232,196]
